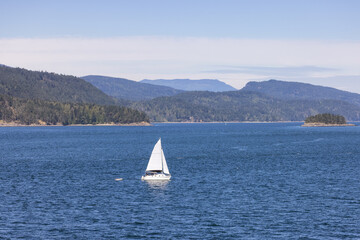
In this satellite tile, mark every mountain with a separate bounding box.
[140,79,237,92]
[242,79,360,106]
[0,65,150,125]
[0,65,118,105]
[82,75,183,101]
[131,90,360,122]
[3,64,359,124]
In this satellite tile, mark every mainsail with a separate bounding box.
[146,139,166,172]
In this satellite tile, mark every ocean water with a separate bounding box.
[0,123,359,239]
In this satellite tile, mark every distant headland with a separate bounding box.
[302,113,355,127]
[2,65,360,124]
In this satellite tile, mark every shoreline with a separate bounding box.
[154,120,360,124]
[1,121,359,127]
[301,123,356,127]
[152,121,304,124]
[0,121,151,127]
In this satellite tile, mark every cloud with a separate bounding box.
[0,36,360,90]
[203,65,339,77]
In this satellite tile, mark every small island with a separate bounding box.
[302,113,355,127]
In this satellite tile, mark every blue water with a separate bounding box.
[1,123,360,239]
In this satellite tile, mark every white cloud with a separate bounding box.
[1,37,360,91]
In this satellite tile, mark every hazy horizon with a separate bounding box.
[1,0,360,93]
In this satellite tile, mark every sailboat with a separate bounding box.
[141,138,171,181]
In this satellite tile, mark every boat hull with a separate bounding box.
[141,174,171,181]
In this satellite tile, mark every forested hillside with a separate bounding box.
[131,91,360,122]
[0,65,118,105]
[0,94,149,125]
[243,79,360,106]
[3,64,360,124]
[82,75,183,101]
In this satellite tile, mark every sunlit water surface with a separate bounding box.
[1,123,359,239]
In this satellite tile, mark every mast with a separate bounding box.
[161,141,164,172]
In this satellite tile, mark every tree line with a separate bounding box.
[0,94,149,125]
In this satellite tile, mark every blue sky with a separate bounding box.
[2,0,360,39]
[1,0,360,92]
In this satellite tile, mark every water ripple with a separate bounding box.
[1,124,360,239]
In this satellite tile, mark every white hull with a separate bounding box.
[141,174,171,181]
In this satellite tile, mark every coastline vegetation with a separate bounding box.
[0,94,149,126]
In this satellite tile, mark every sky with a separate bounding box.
[1,0,360,92]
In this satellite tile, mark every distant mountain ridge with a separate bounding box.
[140,79,237,92]
[0,65,118,105]
[82,75,183,101]
[242,79,360,106]
[131,90,360,122]
[3,64,360,124]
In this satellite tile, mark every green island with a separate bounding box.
[302,113,355,127]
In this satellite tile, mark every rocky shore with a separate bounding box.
[302,122,355,127]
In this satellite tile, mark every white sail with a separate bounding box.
[161,149,170,174]
[145,139,162,172]
[142,138,171,181]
